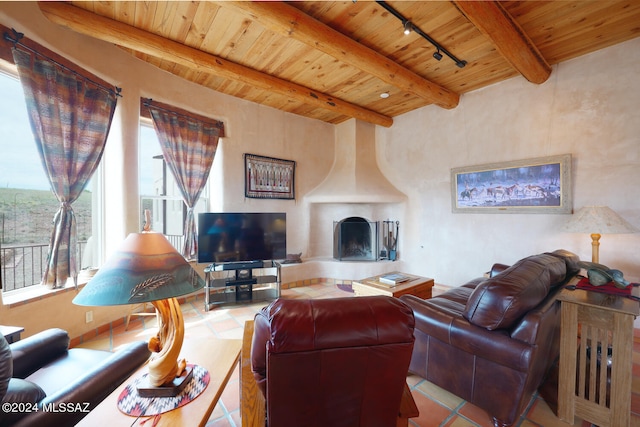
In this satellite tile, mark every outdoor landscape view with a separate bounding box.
[0,69,93,291]
[0,188,92,245]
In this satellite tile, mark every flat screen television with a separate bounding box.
[197,212,286,264]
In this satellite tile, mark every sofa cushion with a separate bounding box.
[547,249,581,279]
[463,254,567,330]
[25,348,113,397]
[416,279,481,321]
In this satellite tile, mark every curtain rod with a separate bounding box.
[143,98,225,130]
[3,28,122,97]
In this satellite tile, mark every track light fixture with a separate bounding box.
[455,59,467,69]
[377,1,467,68]
[403,20,412,35]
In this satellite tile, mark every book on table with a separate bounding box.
[379,273,411,286]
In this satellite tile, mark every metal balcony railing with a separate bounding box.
[0,242,83,292]
[1,236,184,293]
[166,234,185,253]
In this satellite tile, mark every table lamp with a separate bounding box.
[562,206,638,263]
[73,231,205,397]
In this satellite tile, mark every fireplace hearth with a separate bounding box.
[333,217,378,261]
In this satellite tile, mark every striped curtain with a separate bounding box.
[12,47,118,289]
[145,99,224,260]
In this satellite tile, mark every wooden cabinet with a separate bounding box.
[557,287,639,427]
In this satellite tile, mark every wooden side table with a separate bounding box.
[352,272,433,299]
[557,287,639,427]
[77,337,241,426]
[241,320,265,427]
[0,325,25,344]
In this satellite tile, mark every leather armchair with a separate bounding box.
[249,296,418,427]
[0,328,150,427]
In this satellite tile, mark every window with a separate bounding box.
[138,120,209,251]
[0,62,99,292]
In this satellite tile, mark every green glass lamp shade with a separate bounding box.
[73,232,204,306]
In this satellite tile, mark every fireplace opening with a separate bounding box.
[333,217,378,261]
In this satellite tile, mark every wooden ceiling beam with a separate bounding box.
[219,1,460,110]
[452,0,551,84]
[38,1,393,128]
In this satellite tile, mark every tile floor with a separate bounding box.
[76,281,640,427]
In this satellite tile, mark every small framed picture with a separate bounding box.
[244,153,295,200]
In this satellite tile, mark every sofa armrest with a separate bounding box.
[489,263,510,277]
[11,340,150,427]
[10,329,69,379]
[45,340,150,406]
[401,295,534,372]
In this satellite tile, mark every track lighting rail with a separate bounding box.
[376,1,467,68]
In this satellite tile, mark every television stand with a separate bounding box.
[204,260,281,310]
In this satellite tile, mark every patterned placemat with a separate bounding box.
[575,277,631,296]
[117,364,210,417]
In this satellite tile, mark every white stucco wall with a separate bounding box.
[380,37,640,286]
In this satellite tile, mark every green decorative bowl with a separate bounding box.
[587,268,613,286]
[609,269,630,289]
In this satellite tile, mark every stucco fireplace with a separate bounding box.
[304,119,407,262]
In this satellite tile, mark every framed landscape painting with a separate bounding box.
[244,153,295,200]
[451,154,572,214]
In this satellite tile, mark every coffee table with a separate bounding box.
[352,272,434,299]
[77,336,241,426]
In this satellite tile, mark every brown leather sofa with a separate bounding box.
[399,249,580,427]
[0,328,150,427]
[251,296,417,427]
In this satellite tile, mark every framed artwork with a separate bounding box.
[244,153,295,200]
[451,154,572,214]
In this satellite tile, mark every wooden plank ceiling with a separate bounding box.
[38,1,640,127]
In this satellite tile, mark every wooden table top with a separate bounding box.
[354,271,434,292]
[558,286,639,316]
[0,325,25,336]
[77,337,242,427]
